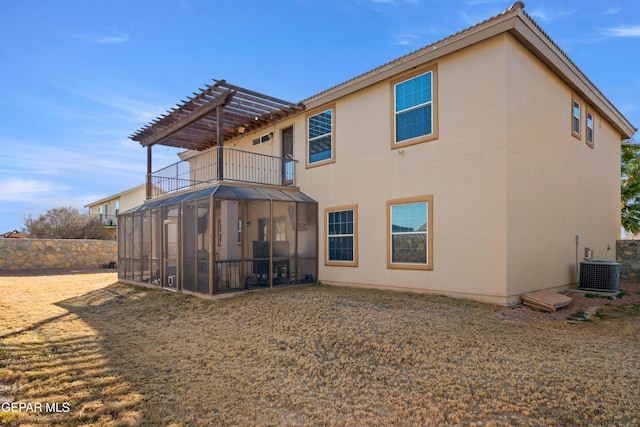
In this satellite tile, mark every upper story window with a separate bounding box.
[391,65,438,149]
[572,95,581,139]
[306,105,335,167]
[586,109,594,148]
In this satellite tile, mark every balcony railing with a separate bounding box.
[86,214,118,226]
[148,146,296,198]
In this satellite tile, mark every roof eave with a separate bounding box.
[510,12,636,139]
[302,8,636,140]
[84,184,147,208]
[302,12,520,109]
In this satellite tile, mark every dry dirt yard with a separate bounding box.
[0,271,639,427]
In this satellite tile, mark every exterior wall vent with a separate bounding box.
[579,261,621,292]
[252,133,272,145]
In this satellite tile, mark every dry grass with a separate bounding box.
[1,272,639,426]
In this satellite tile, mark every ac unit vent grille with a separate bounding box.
[579,261,620,292]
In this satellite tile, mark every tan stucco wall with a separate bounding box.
[119,186,147,212]
[292,35,511,302]
[87,186,147,240]
[87,186,146,217]
[504,36,621,300]
[176,34,623,304]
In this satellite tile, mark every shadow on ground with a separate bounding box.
[1,284,144,426]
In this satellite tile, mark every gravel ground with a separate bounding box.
[503,281,640,322]
[0,272,639,426]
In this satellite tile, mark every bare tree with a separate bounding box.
[23,207,110,240]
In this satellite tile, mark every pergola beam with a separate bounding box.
[130,79,305,151]
[139,89,235,147]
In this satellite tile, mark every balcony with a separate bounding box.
[86,214,118,226]
[148,146,297,199]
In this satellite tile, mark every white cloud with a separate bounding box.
[0,178,57,203]
[602,25,640,37]
[603,7,622,16]
[392,33,419,45]
[93,29,130,44]
[464,0,504,5]
[367,0,418,5]
[460,10,488,26]
[58,83,163,124]
[528,6,574,22]
[0,138,146,181]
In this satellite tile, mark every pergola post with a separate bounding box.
[216,105,224,181]
[146,145,152,199]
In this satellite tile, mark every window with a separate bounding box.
[282,127,294,184]
[275,218,287,241]
[387,195,433,270]
[307,105,335,166]
[325,205,357,266]
[586,109,594,148]
[572,95,581,139]
[392,65,438,148]
[258,217,287,242]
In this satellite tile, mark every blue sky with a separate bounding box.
[0,0,638,233]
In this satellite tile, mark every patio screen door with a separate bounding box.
[163,220,178,291]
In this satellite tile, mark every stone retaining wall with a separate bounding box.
[0,239,117,271]
[616,240,640,282]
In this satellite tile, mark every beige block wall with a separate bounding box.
[0,239,117,271]
[504,36,621,300]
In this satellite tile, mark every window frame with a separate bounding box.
[571,94,582,140]
[387,195,433,270]
[305,104,336,168]
[586,108,595,148]
[390,64,439,149]
[325,205,358,267]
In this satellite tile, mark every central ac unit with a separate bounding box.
[579,261,621,292]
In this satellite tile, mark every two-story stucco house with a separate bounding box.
[118,3,636,304]
[86,184,147,239]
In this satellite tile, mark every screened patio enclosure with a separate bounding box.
[118,184,317,296]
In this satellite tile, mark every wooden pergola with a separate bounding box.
[129,79,304,198]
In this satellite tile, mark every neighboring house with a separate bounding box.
[85,184,147,240]
[2,230,27,239]
[117,3,636,304]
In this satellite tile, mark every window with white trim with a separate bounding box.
[392,65,437,148]
[586,109,594,147]
[572,96,581,139]
[307,108,333,165]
